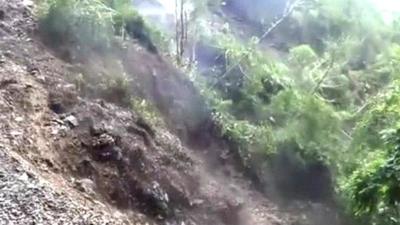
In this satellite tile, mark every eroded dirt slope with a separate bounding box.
[0,0,340,225]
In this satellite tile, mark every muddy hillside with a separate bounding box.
[0,0,348,225]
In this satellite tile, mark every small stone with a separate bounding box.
[10,130,23,136]
[0,10,5,20]
[3,50,12,58]
[0,56,5,65]
[74,178,95,195]
[14,117,24,122]
[22,0,34,7]
[37,75,46,83]
[19,173,29,182]
[191,199,204,206]
[51,128,59,135]
[64,115,79,127]
[51,118,64,125]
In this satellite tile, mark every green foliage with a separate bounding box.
[190,2,400,223]
[288,45,318,68]
[350,82,400,166]
[39,0,116,49]
[104,0,141,34]
[38,0,166,52]
[104,0,167,50]
[344,131,400,224]
[268,89,345,163]
[214,110,276,165]
[339,82,400,224]
[131,98,165,127]
[100,72,131,105]
[289,0,388,53]
[194,73,275,166]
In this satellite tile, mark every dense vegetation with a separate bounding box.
[37,0,165,54]
[37,0,400,224]
[189,0,400,224]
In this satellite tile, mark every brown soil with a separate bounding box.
[0,1,342,225]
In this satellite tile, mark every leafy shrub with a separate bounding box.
[343,134,400,225]
[131,98,165,127]
[267,89,345,164]
[98,72,131,105]
[106,0,141,35]
[39,0,115,50]
[288,45,318,68]
[339,82,400,224]
[214,111,276,164]
[39,0,165,53]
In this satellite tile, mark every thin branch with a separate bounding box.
[353,102,370,116]
[311,52,336,94]
[238,64,250,79]
[259,0,304,41]
[211,0,304,87]
[341,130,353,140]
[320,84,345,89]
[315,94,336,103]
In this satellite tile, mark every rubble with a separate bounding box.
[0,148,128,225]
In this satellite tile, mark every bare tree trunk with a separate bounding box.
[175,0,180,64]
[180,0,185,60]
[175,0,189,65]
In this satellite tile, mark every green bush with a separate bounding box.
[39,0,115,49]
[288,45,318,68]
[131,98,165,127]
[336,81,400,224]
[268,89,345,162]
[39,0,165,53]
[102,72,131,105]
